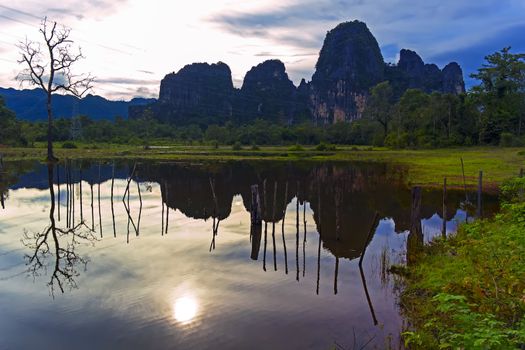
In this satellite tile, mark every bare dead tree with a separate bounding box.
[17,17,94,162]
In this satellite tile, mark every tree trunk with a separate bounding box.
[46,93,56,162]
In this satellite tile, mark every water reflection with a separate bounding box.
[173,296,199,324]
[22,163,96,296]
[0,159,499,349]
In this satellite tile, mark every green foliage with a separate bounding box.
[364,81,394,138]
[0,96,25,146]
[471,47,525,144]
[7,47,525,150]
[61,141,77,149]
[401,177,525,349]
[232,141,242,150]
[315,142,336,151]
[288,144,304,151]
[404,293,525,349]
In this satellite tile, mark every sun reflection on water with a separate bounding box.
[173,296,198,324]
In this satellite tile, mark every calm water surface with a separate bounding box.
[0,160,497,349]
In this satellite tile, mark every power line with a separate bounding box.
[0,6,139,57]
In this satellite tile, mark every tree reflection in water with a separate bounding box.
[22,163,96,296]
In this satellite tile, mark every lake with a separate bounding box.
[0,160,497,349]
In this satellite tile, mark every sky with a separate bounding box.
[0,0,524,101]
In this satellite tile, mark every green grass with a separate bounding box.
[399,178,525,349]
[1,144,524,189]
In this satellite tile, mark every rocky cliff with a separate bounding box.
[133,20,465,126]
[385,49,465,98]
[236,59,297,124]
[310,21,385,124]
[154,62,235,125]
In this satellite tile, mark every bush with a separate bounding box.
[250,143,260,150]
[288,144,304,152]
[232,141,242,151]
[61,141,77,149]
[500,132,514,147]
[315,142,336,151]
[385,132,409,149]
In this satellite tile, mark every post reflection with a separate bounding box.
[22,162,96,296]
[0,160,499,303]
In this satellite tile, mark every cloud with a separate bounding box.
[137,70,155,75]
[0,1,128,22]
[96,77,159,86]
[134,86,157,98]
[210,0,525,82]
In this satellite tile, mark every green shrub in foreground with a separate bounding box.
[401,177,525,349]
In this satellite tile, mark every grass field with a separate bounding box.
[2,144,524,190]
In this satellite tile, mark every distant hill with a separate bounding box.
[0,87,156,121]
[131,20,465,126]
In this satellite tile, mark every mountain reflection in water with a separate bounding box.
[0,160,497,349]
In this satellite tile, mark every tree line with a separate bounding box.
[1,47,524,149]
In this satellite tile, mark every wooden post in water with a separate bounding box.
[137,180,142,236]
[209,177,218,250]
[316,184,322,295]
[334,257,339,295]
[98,163,102,238]
[90,183,94,231]
[477,170,483,218]
[250,185,262,226]
[407,186,423,265]
[263,179,267,271]
[272,181,277,271]
[79,166,83,223]
[161,188,165,236]
[359,264,378,325]
[69,161,73,228]
[250,223,262,260]
[460,157,469,203]
[282,181,289,275]
[335,183,342,241]
[358,211,380,268]
[442,177,447,239]
[164,181,169,234]
[295,181,300,281]
[126,182,131,242]
[69,161,75,228]
[66,160,70,227]
[56,163,61,221]
[520,168,524,178]
[303,192,306,278]
[111,162,116,238]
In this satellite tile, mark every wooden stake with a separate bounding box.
[358,211,380,268]
[98,163,102,238]
[316,184,321,295]
[250,185,262,226]
[111,162,116,238]
[461,157,469,203]
[282,181,289,275]
[442,177,447,239]
[56,163,61,221]
[79,166,83,222]
[272,181,277,271]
